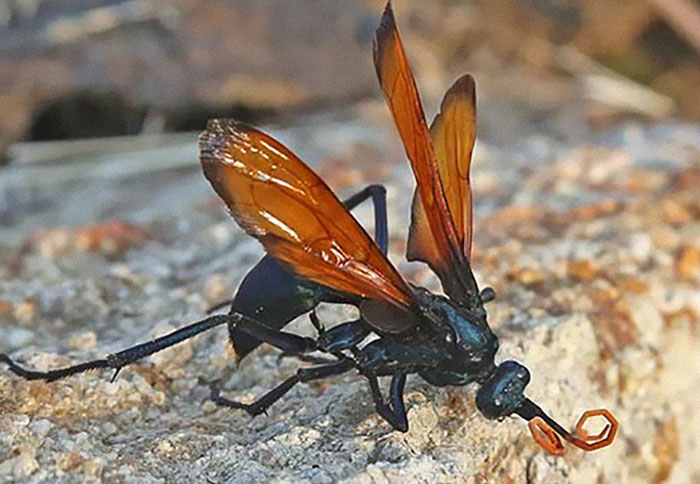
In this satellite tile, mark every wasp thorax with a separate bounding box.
[476,360,531,419]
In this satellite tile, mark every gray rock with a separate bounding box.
[1,116,699,483]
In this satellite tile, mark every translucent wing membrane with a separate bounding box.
[408,74,477,264]
[374,3,479,305]
[199,120,416,329]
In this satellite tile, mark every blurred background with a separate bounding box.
[1,0,699,150]
[1,2,700,483]
[2,0,700,238]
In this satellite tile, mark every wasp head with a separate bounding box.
[476,360,531,419]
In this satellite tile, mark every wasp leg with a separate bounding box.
[366,372,408,432]
[231,312,318,355]
[317,319,371,352]
[1,314,231,383]
[211,358,354,416]
[308,309,325,336]
[340,184,388,253]
[278,313,370,364]
[278,353,338,365]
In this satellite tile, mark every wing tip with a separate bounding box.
[380,1,395,28]
[444,74,476,107]
[199,118,255,165]
[200,118,245,141]
[452,73,476,93]
[200,118,232,147]
[199,120,227,168]
[373,1,396,77]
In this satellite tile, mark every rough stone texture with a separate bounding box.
[1,108,700,483]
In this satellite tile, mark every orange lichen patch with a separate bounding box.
[25,221,149,260]
[75,221,149,256]
[443,387,469,417]
[650,227,681,251]
[542,199,624,235]
[658,198,693,226]
[58,451,84,473]
[569,199,624,222]
[624,170,669,194]
[671,167,700,191]
[482,199,625,244]
[591,307,638,358]
[132,365,171,393]
[589,293,638,358]
[674,245,700,281]
[0,300,13,315]
[492,205,543,224]
[614,275,649,294]
[0,377,17,413]
[566,259,598,283]
[507,267,545,287]
[308,377,337,395]
[481,206,543,238]
[653,416,679,483]
[589,286,621,306]
[663,307,699,332]
[510,224,551,243]
[588,365,612,395]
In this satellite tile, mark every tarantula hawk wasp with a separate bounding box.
[1,2,617,455]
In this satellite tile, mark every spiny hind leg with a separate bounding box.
[231,312,318,355]
[278,311,371,363]
[1,314,231,382]
[211,359,354,416]
[1,310,321,384]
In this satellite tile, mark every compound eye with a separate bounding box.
[480,287,496,303]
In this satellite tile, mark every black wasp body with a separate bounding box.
[210,188,525,431]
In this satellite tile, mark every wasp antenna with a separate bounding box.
[516,398,618,455]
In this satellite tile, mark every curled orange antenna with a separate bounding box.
[518,399,618,455]
[528,417,565,455]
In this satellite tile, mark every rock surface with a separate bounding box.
[2,0,699,155]
[1,110,700,483]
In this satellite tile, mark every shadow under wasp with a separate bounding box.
[1,1,617,456]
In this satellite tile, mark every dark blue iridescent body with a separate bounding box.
[211,184,530,429]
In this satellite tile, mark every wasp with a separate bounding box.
[2,2,616,455]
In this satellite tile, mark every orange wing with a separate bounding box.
[199,119,416,320]
[374,2,479,305]
[407,75,476,269]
